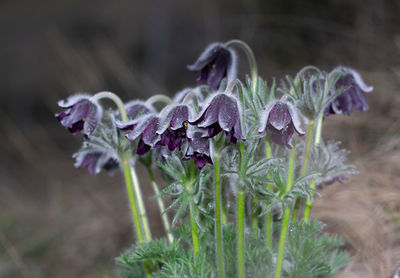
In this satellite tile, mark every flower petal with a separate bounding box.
[217,94,239,131]
[258,100,277,133]
[286,102,305,135]
[268,101,292,131]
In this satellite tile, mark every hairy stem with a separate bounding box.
[303,114,323,222]
[92,92,152,276]
[146,167,173,244]
[292,120,314,222]
[222,200,228,225]
[214,155,225,278]
[224,39,258,94]
[251,197,259,230]
[122,159,152,278]
[145,94,172,106]
[274,146,296,278]
[237,189,246,278]
[188,161,200,256]
[130,167,152,242]
[91,91,128,122]
[265,140,273,251]
[237,142,246,278]
[190,207,200,255]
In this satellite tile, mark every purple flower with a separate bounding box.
[117,114,161,155]
[190,93,245,144]
[183,131,213,169]
[325,67,373,116]
[258,101,305,148]
[157,104,190,151]
[125,100,154,120]
[187,43,236,90]
[73,150,119,175]
[56,94,102,135]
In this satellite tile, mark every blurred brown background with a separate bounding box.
[1,0,400,277]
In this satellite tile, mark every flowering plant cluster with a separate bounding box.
[56,40,373,278]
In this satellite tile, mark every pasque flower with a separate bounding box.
[183,131,213,169]
[190,93,245,144]
[157,104,190,151]
[325,67,373,116]
[118,104,190,155]
[187,43,236,90]
[56,94,102,135]
[258,101,305,148]
[73,150,119,175]
[117,114,160,155]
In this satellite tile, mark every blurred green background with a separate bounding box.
[1,0,400,277]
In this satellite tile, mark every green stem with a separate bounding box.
[146,167,173,244]
[214,155,225,278]
[122,160,152,278]
[314,113,323,145]
[237,142,246,278]
[145,94,172,106]
[188,161,200,256]
[303,114,323,223]
[274,146,296,278]
[265,140,273,250]
[251,197,259,230]
[224,39,258,94]
[222,200,228,225]
[237,189,246,278]
[292,120,314,222]
[131,167,152,242]
[190,208,200,255]
[303,181,316,223]
[92,91,152,276]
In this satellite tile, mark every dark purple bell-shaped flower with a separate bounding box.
[325,67,373,116]
[190,93,245,144]
[258,101,305,148]
[117,114,161,155]
[187,43,236,90]
[73,150,119,175]
[56,94,102,135]
[157,104,190,151]
[183,131,213,169]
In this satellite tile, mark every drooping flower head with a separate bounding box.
[190,93,245,144]
[56,94,102,135]
[117,114,160,155]
[73,149,119,175]
[187,43,236,90]
[183,131,213,169]
[157,104,190,151]
[325,67,373,116]
[258,100,305,148]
